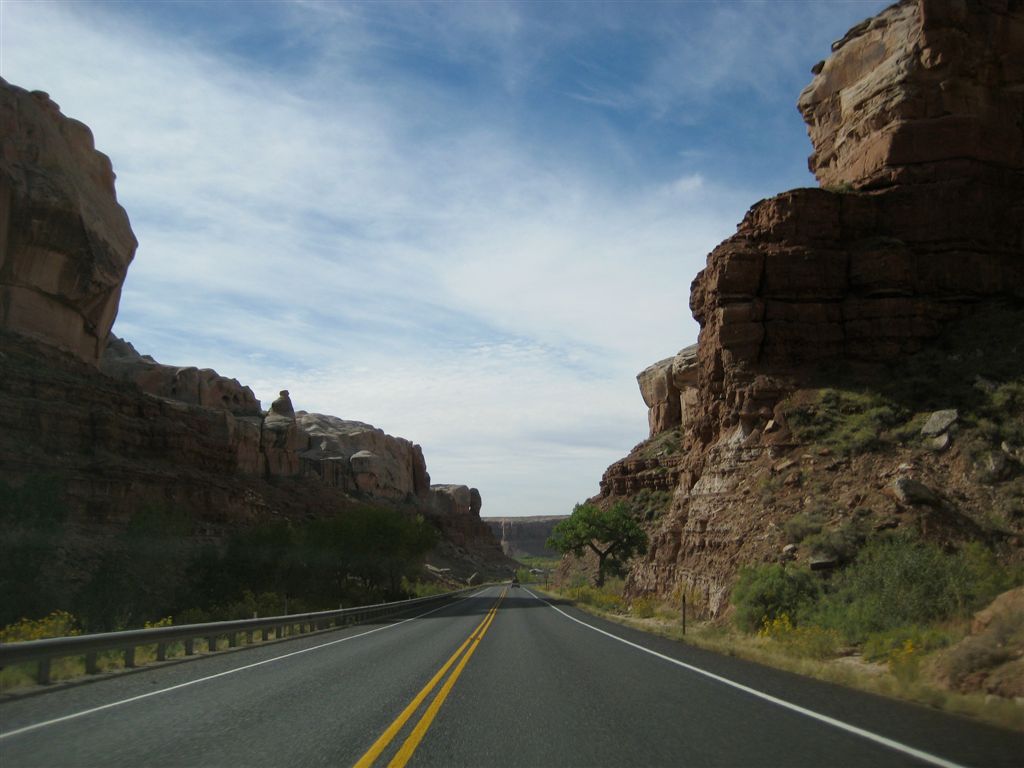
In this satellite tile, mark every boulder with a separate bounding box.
[1,79,137,364]
[889,477,941,507]
[920,409,958,437]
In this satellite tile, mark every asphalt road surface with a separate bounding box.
[1,585,1021,767]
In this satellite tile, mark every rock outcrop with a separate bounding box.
[297,411,430,503]
[1,79,137,365]
[101,335,261,415]
[592,0,1024,616]
[427,484,509,570]
[484,516,568,559]
[637,344,699,438]
[798,0,1024,190]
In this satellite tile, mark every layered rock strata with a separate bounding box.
[1,79,137,365]
[596,0,1024,616]
[799,0,1024,190]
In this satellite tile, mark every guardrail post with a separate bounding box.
[247,630,255,644]
[86,652,99,674]
[185,638,196,656]
[37,658,51,685]
[124,646,136,668]
[228,633,239,648]
[206,636,218,653]
[156,642,167,662]
[261,627,269,642]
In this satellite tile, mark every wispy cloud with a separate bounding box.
[2,0,888,515]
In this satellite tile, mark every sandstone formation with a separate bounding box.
[484,516,568,559]
[637,344,699,438]
[592,0,1024,617]
[1,79,137,365]
[799,0,1024,190]
[102,335,261,415]
[297,411,430,502]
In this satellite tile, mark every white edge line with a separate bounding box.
[525,588,968,768]
[0,589,490,741]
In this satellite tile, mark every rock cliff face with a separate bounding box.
[798,0,1024,190]
[0,76,511,584]
[1,80,137,365]
[595,0,1024,616]
[483,516,568,559]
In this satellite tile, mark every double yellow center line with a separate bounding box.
[354,587,507,768]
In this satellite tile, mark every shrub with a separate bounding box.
[732,564,821,632]
[758,614,840,660]
[631,596,656,619]
[784,513,823,544]
[0,611,80,643]
[862,625,952,663]
[570,582,625,613]
[788,389,908,456]
[938,611,1024,691]
[812,537,1015,642]
[802,519,868,565]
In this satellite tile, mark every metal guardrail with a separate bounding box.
[0,586,480,685]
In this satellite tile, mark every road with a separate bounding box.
[1,585,1020,767]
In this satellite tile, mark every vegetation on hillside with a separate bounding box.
[732,534,1022,674]
[0,477,439,635]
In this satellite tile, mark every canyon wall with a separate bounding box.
[484,516,568,559]
[0,76,511,584]
[596,0,1024,616]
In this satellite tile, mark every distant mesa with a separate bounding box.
[483,515,569,559]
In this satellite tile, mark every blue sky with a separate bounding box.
[1,0,889,517]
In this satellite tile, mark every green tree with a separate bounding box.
[546,502,648,587]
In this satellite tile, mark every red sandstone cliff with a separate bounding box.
[1,80,136,364]
[595,0,1024,616]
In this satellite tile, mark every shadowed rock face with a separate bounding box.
[1,79,137,364]
[595,0,1024,616]
[427,484,507,560]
